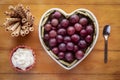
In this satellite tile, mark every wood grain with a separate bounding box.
[0,0,120,4]
[0,0,120,80]
[0,74,120,80]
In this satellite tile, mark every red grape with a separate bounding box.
[44,23,52,31]
[67,26,75,35]
[44,34,49,40]
[78,40,87,49]
[65,52,74,62]
[60,19,69,28]
[79,17,88,26]
[52,11,61,19]
[85,35,92,43]
[74,23,82,32]
[80,29,87,37]
[57,28,66,36]
[86,25,94,34]
[69,14,79,24]
[49,30,57,38]
[58,52,65,59]
[71,34,80,43]
[52,47,59,55]
[64,36,71,43]
[56,35,64,43]
[49,38,57,47]
[58,43,66,52]
[51,18,59,27]
[75,50,84,59]
[73,45,79,52]
[66,42,74,51]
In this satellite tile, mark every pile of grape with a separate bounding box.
[43,11,94,63]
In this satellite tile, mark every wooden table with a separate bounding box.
[0,0,120,80]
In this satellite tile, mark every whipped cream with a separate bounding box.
[11,48,35,71]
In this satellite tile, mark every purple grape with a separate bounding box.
[44,34,49,40]
[86,25,94,34]
[78,40,87,49]
[52,11,61,18]
[44,23,52,31]
[66,42,74,51]
[67,26,75,35]
[85,35,92,43]
[65,52,74,62]
[74,23,82,32]
[71,34,80,43]
[79,17,88,26]
[51,18,59,27]
[75,50,84,59]
[73,45,79,52]
[60,19,69,28]
[56,35,64,43]
[64,36,71,43]
[69,14,79,24]
[49,38,57,47]
[80,29,87,37]
[58,52,65,59]
[58,43,66,52]
[49,30,57,38]
[57,28,66,36]
[52,47,59,55]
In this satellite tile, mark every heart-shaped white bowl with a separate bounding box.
[39,8,99,70]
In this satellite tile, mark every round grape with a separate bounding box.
[86,25,94,34]
[65,52,74,62]
[58,52,65,59]
[74,23,82,32]
[49,38,57,47]
[66,42,74,51]
[79,17,88,26]
[52,47,59,55]
[52,11,61,18]
[51,18,59,27]
[75,50,84,59]
[58,43,66,52]
[78,40,87,49]
[80,29,87,37]
[60,19,69,28]
[64,36,71,43]
[71,34,80,43]
[57,28,66,36]
[85,35,92,43]
[56,35,64,43]
[49,30,57,38]
[73,45,79,52]
[44,34,49,41]
[69,14,79,24]
[44,23,52,31]
[67,26,75,35]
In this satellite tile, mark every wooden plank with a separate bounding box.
[0,74,120,80]
[0,0,120,5]
[0,5,120,50]
[0,50,119,74]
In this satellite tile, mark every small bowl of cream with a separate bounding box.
[10,45,35,72]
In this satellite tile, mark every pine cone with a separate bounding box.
[3,4,35,37]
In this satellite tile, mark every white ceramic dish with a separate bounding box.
[38,8,99,70]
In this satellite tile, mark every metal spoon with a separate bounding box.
[103,25,111,63]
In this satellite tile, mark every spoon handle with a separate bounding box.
[104,39,108,63]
